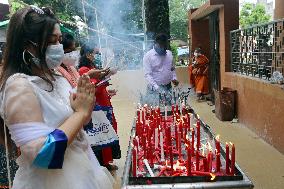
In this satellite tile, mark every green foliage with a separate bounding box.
[169,0,206,41]
[10,0,27,15]
[145,0,170,40]
[170,41,178,63]
[240,3,271,28]
[124,0,143,33]
[10,0,84,23]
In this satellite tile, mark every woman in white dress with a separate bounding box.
[0,6,114,189]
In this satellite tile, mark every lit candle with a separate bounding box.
[132,145,137,177]
[191,129,195,155]
[137,110,140,122]
[196,151,199,171]
[178,131,182,159]
[179,121,183,144]
[203,158,208,172]
[208,151,213,172]
[226,142,230,174]
[186,140,191,176]
[143,133,147,158]
[169,145,174,175]
[216,135,221,154]
[154,128,159,149]
[231,143,235,175]
[167,126,174,175]
[176,104,179,115]
[197,121,201,150]
[216,152,221,172]
[160,131,165,162]
[175,120,178,150]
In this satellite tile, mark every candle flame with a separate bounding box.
[186,135,189,140]
[165,160,168,166]
[207,142,212,151]
[210,173,216,181]
[176,160,180,167]
[216,135,220,140]
[173,160,181,171]
[229,142,233,146]
[197,114,200,119]
[202,144,206,156]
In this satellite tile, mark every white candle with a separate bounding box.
[143,159,155,177]
[154,128,158,149]
[160,131,165,162]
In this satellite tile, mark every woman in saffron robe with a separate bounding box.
[188,48,209,100]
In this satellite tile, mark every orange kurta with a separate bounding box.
[188,54,209,95]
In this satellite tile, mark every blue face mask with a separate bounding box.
[154,44,167,55]
[93,54,102,68]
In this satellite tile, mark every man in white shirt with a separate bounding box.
[143,33,179,106]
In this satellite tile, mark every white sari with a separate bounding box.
[0,73,114,189]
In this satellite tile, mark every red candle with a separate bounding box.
[178,131,182,159]
[132,145,137,177]
[203,158,208,172]
[208,151,212,172]
[216,152,221,172]
[182,106,186,116]
[197,121,201,150]
[172,105,175,116]
[143,133,147,158]
[187,141,191,176]
[166,126,174,175]
[196,151,200,171]
[191,129,195,156]
[231,143,235,175]
[142,109,145,124]
[179,121,183,143]
[226,142,230,174]
[175,120,178,150]
[186,114,190,130]
[137,110,140,121]
[183,120,187,142]
[135,120,139,136]
[176,104,179,115]
[215,135,221,154]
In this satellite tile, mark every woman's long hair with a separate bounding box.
[0,7,59,147]
[0,7,59,89]
[78,42,95,68]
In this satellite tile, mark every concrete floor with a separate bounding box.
[109,71,284,189]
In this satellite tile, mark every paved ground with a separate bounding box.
[110,71,284,189]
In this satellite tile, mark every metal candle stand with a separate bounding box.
[122,89,254,189]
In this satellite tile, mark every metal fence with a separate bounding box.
[230,19,284,80]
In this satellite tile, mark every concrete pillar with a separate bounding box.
[274,0,284,20]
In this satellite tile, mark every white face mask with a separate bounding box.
[45,44,64,69]
[63,50,80,66]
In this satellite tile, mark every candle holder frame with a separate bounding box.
[122,115,254,189]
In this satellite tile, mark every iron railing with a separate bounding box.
[230,19,284,80]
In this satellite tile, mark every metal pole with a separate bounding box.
[142,0,147,52]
